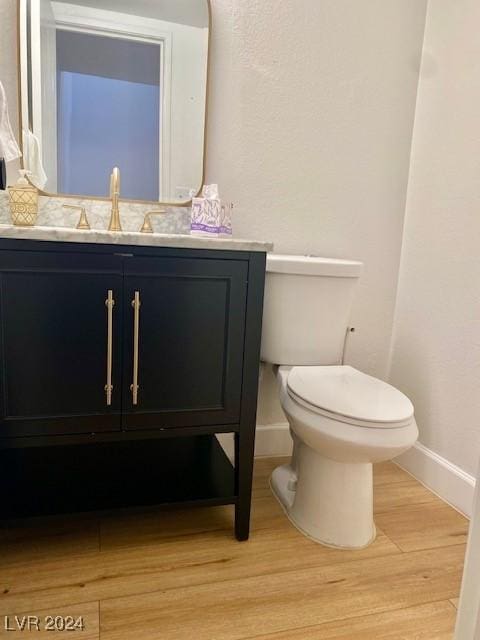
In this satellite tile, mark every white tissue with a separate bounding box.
[0,81,22,163]
[202,184,219,200]
[23,129,47,189]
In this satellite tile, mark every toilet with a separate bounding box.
[261,254,418,549]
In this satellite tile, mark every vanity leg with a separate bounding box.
[234,252,266,542]
[235,428,255,541]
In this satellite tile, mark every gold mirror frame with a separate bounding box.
[16,0,211,207]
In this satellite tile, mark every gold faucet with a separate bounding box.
[140,210,166,233]
[63,204,91,230]
[108,167,122,231]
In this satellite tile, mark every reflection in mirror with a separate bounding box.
[19,0,210,203]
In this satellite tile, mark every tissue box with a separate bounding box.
[219,203,233,237]
[191,197,221,236]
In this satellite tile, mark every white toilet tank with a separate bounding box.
[261,255,363,366]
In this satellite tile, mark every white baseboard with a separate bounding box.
[216,423,292,462]
[255,423,293,457]
[395,441,476,518]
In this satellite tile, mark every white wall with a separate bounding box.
[206,0,427,423]
[389,0,480,485]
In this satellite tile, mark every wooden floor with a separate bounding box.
[0,458,468,639]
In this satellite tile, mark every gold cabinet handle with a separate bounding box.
[104,290,115,406]
[130,291,141,405]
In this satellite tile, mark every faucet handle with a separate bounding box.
[63,204,91,230]
[140,210,166,233]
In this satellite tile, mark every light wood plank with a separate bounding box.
[251,458,285,499]
[99,489,296,551]
[97,454,286,550]
[0,522,398,615]
[99,545,465,640]
[0,457,467,640]
[0,602,98,639]
[373,462,413,486]
[245,600,458,640]
[450,597,460,609]
[252,457,289,479]
[98,460,435,552]
[100,504,234,549]
[374,479,441,514]
[0,517,99,567]
[375,500,469,552]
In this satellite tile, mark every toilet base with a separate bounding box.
[270,447,377,549]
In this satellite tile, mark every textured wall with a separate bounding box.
[389,0,480,476]
[207,0,427,390]
[205,0,427,423]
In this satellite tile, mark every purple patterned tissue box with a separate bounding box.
[191,197,221,235]
[220,203,233,236]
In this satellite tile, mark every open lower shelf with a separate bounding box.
[0,434,236,520]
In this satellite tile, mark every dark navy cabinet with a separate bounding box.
[122,256,248,430]
[0,238,266,540]
[0,251,124,438]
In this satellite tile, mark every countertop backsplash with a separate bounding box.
[0,192,191,235]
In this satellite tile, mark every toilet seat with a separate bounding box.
[286,365,414,429]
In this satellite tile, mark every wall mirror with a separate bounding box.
[18,0,210,204]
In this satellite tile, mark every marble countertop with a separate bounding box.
[0,224,273,253]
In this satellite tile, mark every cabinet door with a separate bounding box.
[123,256,248,430]
[0,251,123,438]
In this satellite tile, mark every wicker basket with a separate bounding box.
[8,174,38,227]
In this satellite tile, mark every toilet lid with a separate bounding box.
[287,366,414,425]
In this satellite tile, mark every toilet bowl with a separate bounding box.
[270,365,418,548]
[261,254,418,549]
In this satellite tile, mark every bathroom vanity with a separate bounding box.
[3,0,272,541]
[0,231,269,540]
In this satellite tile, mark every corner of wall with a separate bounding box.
[386,0,430,381]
